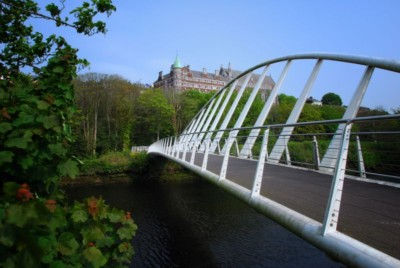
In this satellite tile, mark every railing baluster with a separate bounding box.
[269,59,323,163]
[251,129,269,198]
[202,139,210,171]
[200,80,238,150]
[219,137,232,180]
[190,140,196,165]
[210,73,253,153]
[322,123,352,235]
[312,135,320,170]
[239,60,292,158]
[221,66,270,153]
[356,135,366,178]
[320,66,374,171]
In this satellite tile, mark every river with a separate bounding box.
[65,176,344,267]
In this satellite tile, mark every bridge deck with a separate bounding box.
[179,152,400,259]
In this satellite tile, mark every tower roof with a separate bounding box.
[172,55,182,68]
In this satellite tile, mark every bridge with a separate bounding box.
[148,53,400,267]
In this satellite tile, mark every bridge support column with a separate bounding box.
[251,129,269,198]
[322,123,352,235]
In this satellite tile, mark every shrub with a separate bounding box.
[0,182,137,267]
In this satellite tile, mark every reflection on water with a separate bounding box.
[65,177,344,267]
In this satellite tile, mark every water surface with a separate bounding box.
[65,177,344,267]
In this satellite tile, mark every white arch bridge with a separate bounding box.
[148,53,400,267]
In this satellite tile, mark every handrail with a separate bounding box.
[179,114,400,137]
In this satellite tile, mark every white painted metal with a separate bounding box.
[148,53,400,267]
[148,147,400,268]
[320,66,374,171]
[234,138,240,156]
[200,80,238,150]
[251,129,269,198]
[356,135,367,178]
[190,139,196,164]
[285,141,291,165]
[182,109,206,144]
[221,66,269,153]
[202,139,210,171]
[239,61,292,158]
[190,98,216,145]
[171,136,177,156]
[313,135,320,170]
[269,59,323,163]
[210,73,253,153]
[219,137,232,180]
[181,109,207,160]
[197,90,227,150]
[322,124,352,235]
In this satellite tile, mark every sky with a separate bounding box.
[34,0,400,110]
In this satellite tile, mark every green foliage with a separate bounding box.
[132,89,175,144]
[1,0,136,266]
[321,92,342,106]
[80,151,149,175]
[0,183,137,267]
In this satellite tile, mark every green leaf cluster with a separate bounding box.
[0,183,137,267]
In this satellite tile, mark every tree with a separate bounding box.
[321,92,342,106]
[0,1,137,267]
[132,89,175,145]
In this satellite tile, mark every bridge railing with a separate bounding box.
[150,113,400,262]
[149,53,400,266]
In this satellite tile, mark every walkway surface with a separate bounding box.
[178,152,400,259]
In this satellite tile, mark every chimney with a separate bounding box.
[158,71,163,81]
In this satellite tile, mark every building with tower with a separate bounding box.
[153,56,275,98]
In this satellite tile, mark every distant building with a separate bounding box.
[153,56,275,99]
[306,96,323,106]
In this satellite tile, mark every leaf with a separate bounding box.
[83,247,107,268]
[5,136,31,149]
[36,100,50,110]
[117,226,136,240]
[38,236,57,263]
[12,112,35,127]
[20,156,34,169]
[0,151,14,165]
[57,232,79,256]
[0,122,12,134]
[81,227,105,244]
[71,208,88,223]
[58,159,79,178]
[7,203,38,228]
[107,208,124,223]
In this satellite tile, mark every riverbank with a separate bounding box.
[61,151,198,186]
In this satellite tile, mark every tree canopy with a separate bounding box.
[321,92,342,106]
